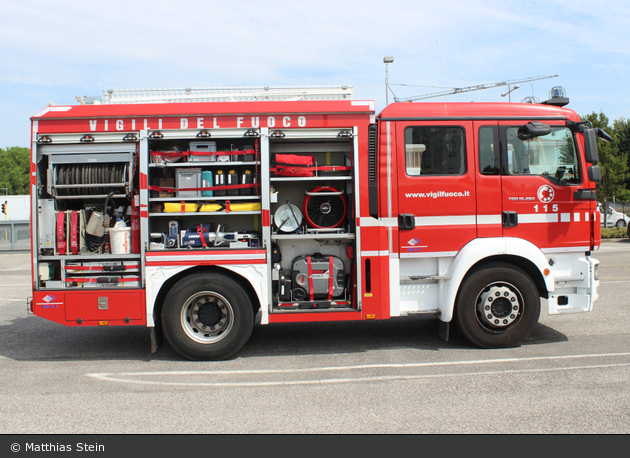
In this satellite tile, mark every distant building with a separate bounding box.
[1,195,30,221]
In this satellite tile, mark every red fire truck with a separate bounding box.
[28,86,606,360]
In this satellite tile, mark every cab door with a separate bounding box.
[499,121,592,250]
[474,122,502,238]
[396,121,476,256]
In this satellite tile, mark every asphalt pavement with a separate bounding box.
[0,241,628,435]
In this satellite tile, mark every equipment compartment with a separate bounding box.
[34,138,142,290]
[147,133,262,252]
[268,128,358,312]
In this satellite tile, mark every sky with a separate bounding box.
[2,0,629,148]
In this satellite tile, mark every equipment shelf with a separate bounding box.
[270,176,351,182]
[149,211,260,217]
[149,196,260,202]
[149,161,259,168]
[39,254,141,261]
[271,233,355,241]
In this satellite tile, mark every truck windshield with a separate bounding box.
[506,126,580,185]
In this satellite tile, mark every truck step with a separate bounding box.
[399,275,451,283]
[555,275,585,282]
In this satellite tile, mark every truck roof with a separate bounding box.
[378,101,579,121]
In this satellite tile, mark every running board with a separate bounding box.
[271,306,357,314]
[555,275,585,282]
[400,275,451,283]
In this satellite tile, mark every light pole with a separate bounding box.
[383,56,394,105]
[501,84,520,102]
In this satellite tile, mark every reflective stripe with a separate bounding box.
[361,212,592,227]
[400,251,458,258]
[518,213,559,223]
[147,253,265,262]
[415,215,476,226]
[361,250,389,257]
[477,215,502,225]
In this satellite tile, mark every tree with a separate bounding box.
[581,112,630,201]
[0,147,30,195]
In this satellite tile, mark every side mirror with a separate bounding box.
[583,129,599,164]
[517,122,551,140]
[588,165,601,183]
[594,127,612,143]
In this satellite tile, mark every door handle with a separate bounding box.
[398,214,416,230]
[502,211,518,228]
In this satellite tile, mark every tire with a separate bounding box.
[615,219,626,228]
[454,263,540,348]
[162,272,254,361]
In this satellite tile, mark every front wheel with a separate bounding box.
[162,272,254,361]
[615,219,626,228]
[454,263,540,348]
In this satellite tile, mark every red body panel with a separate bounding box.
[32,290,146,326]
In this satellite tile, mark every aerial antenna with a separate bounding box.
[393,75,558,103]
[436,40,448,102]
[521,96,541,104]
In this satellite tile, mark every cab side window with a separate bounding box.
[404,126,466,176]
[479,126,499,175]
[505,126,580,185]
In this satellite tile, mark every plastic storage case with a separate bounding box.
[188,141,217,162]
[176,168,202,198]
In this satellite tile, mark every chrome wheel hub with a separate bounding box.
[181,292,234,344]
[477,283,521,328]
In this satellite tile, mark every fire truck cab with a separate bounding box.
[28,87,603,360]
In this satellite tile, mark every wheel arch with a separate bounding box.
[438,237,552,322]
[466,255,547,295]
[150,265,262,331]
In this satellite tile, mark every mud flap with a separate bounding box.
[438,321,450,341]
[150,324,163,353]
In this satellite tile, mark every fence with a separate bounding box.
[0,220,30,252]
[600,201,630,228]
[605,201,630,214]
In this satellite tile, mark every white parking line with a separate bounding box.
[86,353,630,387]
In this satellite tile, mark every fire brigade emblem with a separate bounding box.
[537,185,555,203]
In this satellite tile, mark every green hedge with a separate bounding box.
[601,227,628,239]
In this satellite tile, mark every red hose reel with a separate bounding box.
[302,186,347,229]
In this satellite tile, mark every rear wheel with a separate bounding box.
[162,272,254,361]
[455,263,540,348]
